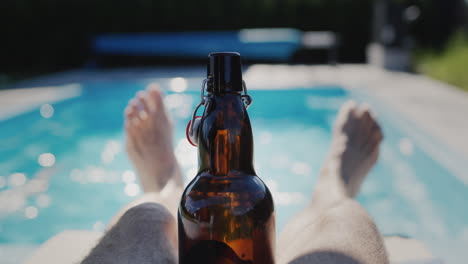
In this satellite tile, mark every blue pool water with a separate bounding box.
[1,78,467,263]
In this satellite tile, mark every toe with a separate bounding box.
[146,83,163,112]
[127,117,144,155]
[124,99,140,134]
[126,99,139,118]
[334,100,357,134]
[338,100,357,119]
[136,92,150,121]
[356,104,372,120]
[124,106,133,118]
[125,110,143,156]
[147,86,164,113]
[356,105,373,144]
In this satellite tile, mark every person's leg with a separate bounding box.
[108,84,184,225]
[124,83,183,193]
[82,85,183,263]
[82,203,177,264]
[278,101,388,264]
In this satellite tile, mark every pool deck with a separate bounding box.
[3,64,468,183]
[0,83,82,121]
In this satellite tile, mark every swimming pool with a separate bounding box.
[1,76,467,263]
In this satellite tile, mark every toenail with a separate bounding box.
[129,98,138,106]
[139,111,148,120]
[124,107,133,115]
[137,91,146,98]
[146,83,161,91]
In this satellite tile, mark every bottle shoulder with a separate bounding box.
[179,172,274,217]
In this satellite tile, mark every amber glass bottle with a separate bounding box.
[178,53,275,264]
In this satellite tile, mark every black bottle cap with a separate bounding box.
[207,52,243,93]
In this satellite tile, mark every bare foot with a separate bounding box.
[320,100,383,199]
[124,84,183,193]
[278,101,384,258]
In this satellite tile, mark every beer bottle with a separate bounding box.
[178,52,275,264]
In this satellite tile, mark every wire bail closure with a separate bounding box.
[188,78,252,140]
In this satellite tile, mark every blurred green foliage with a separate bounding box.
[415,31,468,92]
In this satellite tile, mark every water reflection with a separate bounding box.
[70,166,121,184]
[8,173,27,187]
[265,179,305,206]
[124,183,140,197]
[38,153,56,167]
[122,170,136,183]
[270,155,290,169]
[40,104,54,118]
[290,161,311,176]
[306,96,344,110]
[70,169,85,183]
[25,178,48,193]
[24,206,38,219]
[258,131,272,145]
[164,94,193,118]
[0,191,26,214]
[101,140,121,164]
[169,77,188,93]
[36,194,51,208]
[175,139,197,169]
[399,138,414,156]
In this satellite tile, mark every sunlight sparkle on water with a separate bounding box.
[25,178,48,193]
[164,94,193,118]
[258,131,273,145]
[70,169,85,183]
[38,153,56,167]
[270,155,290,169]
[0,191,26,214]
[122,170,136,183]
[101,140,121,164]
[265,179,306,206]
[24,206,38,219]
[175,139,197,168]
[8,173,27,187]
[36,194,51,208]
[124,183,140,197]
[169,77,188,93]
[40,104,54,118]
[291,162,311,176]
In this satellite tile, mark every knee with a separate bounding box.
[83,202,177,264]
[327,199,377,230]
[318,199,388,263]
[118,202,175,231]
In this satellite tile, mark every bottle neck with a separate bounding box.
[197,92,255,176]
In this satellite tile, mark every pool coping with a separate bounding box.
[0,84,82,121]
